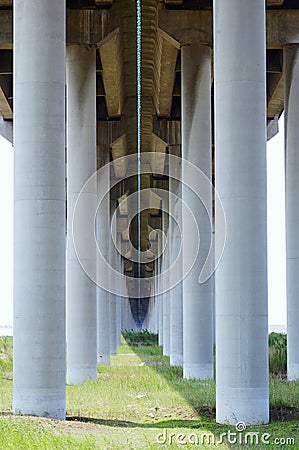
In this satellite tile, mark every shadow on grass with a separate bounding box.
[126,344,299,424]
[67,416,209,429]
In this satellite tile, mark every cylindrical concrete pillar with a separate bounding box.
[162,211,170,356]
[158,293,163,346]
[109,201,118,356]
[162,291,170,356]
[110,294,117,355]
[169,179,183,366]
[157,242,164,346]
[182,44,214,379]
[285,45,299,381]
[97,151,110,365]
[66,45,97,384]
[13,0,66,419]
[214,0,268,424]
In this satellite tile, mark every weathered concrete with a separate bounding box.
[66,45,97,385]
[285,45,299,381]
[214,0,269,424]
[13,0,66,419]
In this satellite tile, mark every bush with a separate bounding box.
[269,332,287,376]
[121,329,158,347]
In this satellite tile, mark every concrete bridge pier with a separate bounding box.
[66,45,98,385]
[169,178,183,367]
[162,212,170,357]
[285,44,299,381]
[13,0,66,419]
[182,44,214,380]
[214,0,269,425]
[97,152,111,365]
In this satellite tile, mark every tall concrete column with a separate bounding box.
[285,45,299,381]
[13,0,66,419]
[214,0,268,424]
[182,45,213,379]
[158,292,163,346]
[162,212,170,356]
[110,294,117,355]
[157,234,164,346]
[66,45,97,384]
[115,236,123,346]
[97,150,110,365]
[169,178,183,366]
[109,201,118,356]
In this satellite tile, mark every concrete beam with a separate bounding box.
[267,73,284,119]
[267,0,284,5]
[0,113,12,142]
[98,28,122,117]
[158,8,299,48]
[159,8,213,46]
[158,29,179,117]
[0,7,298,49]
[0,83,12,119]
[164,0,283,6]
[266,10,299,49]
[95,0,113,4]
[0,10,12,49]
[111,133,127,178]
[150,133,168,174]
[67,9,110,45]
[267,114,279,141]
[164,0,183,5]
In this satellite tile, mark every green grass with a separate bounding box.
[0,336,298,449]
[269,332,287,376]
[0,418,97,450]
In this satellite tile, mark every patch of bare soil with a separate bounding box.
[270,406,299,422]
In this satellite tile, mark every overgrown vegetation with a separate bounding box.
[0,336,13,379]
[0,334,298,449]
[269,332,287,376]
[121,329,158,347]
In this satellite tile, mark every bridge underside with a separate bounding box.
[8,0,299,426]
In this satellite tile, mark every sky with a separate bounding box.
[0,116,287,331]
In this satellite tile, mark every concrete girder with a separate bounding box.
[118,192,129,216]
[95,0,113,5]
[268,0,284,5]
[111,133,127,178]
[164,0,284,6]
[267,73,284,120]
[67,9,110,45]
[0,7,297,49]
[158,7,299,49]
[98,28,122,117]
[0,83,12,119]
[157,29,179,117]
[150,133,168,174]
[0,9,12,49]
[0,113,12,142]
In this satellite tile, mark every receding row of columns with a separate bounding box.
[13,0,299,426]
[150,0,299,426]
